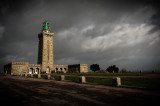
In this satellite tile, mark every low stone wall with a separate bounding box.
[61,75,65,81]
[10,74,122,87]
[112,77,121,87]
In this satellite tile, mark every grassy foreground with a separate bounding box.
[53,72,142,76]
[28,72,160,91]
[121,78,160,90]
[65,77,160,90]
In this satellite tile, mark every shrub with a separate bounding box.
[90,64,100,72]
[106,65,119,73]
[53,76,61,80]
[65,76,80,83]
[33,74,38,78]
[41,75,48,79]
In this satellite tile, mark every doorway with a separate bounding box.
[29,68,33,74]
[46,67,50,73]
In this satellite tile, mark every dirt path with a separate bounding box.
[0,76,159,106]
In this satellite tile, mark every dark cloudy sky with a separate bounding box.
[0,0,160,72]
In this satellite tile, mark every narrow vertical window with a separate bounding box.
[83,67,85,71]
[47,40,49,64]
[19,67,22,71]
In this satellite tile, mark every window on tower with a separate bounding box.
[19,67,22,71]
[83,67,85,71]
[47,40,49,64]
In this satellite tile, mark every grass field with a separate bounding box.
[24,72,160,91]
[121,78,160,90]
[86,77,113,86]
[63,76,160,90]
[52,72,142,76]
[48,73,160,91]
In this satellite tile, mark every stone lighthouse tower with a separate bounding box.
[38,20,54,73]
[4,21,88,74]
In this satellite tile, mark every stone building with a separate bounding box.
[68,64,88,73]
[4,21,88,74]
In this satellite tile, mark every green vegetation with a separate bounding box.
[52,72,141,76]
[106,65,119,73]
[51,74,160,91]
[121,78,160,90]
[27,74,31,77]
[17,72,160,91]
[61,76,113,85]
[53,76,61,80]
[33,74,38,78]
[90,64,100,72]
[86,77,113,86]
[41,74,48,79]
[65,76,80,83]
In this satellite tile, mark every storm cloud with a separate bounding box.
[0,0,160,72]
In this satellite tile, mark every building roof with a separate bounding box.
[43,20,49,24]
[43,20,49,30]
